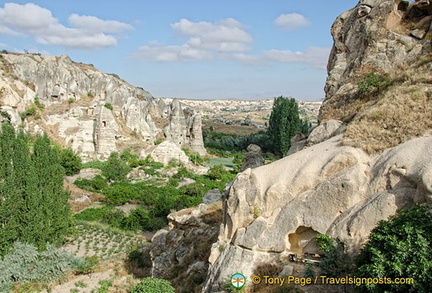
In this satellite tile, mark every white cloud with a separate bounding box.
[134,18,252,62]
[172,18,252,52]
[0,3,132,50]
[134,42,212,62]
[68,14,133,34]
[265,47,330,69]
[274,13,309,31]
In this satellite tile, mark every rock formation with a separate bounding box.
[144,203,222,292]
[240,144,264,171]
[0,52,206,161]
[200,1,432,291]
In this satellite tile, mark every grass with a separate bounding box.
[208,157,234,168]
[340,59,432,154]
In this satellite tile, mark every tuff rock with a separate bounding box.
[0,53,205,161]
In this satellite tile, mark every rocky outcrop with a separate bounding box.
[145,141,190,165]
[240,144,264,171]
[202,1,432,291]
[203,134,432,292]
[0,52,206,161]
[144,203,222,293]
[321,0,432,124]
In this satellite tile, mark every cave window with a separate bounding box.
[102,121,107,127]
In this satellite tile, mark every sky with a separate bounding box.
[0,1,359,101]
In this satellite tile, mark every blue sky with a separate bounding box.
[0,1,358,100]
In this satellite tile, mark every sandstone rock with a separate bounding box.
[144,203,222,291]
[203,189,222,204]
[240,144,264,171]
[203,135,432,291]
[0,53,206,161]
[145,141,189,165]
[306,119,345,146]
[321,0,432,123]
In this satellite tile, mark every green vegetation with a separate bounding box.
[19,107,37,121]
[102,152,132,182]
[33,96,44,109]
[315,234,352,278]
[59,147,82,175]
[0,242,82,292]
[131,278,175,293]
[104,103,113,110]
[358,72,392,94]
[0,123,71,256]
[355,204,432,293]
[268,96,301,157]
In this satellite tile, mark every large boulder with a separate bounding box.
[203,134,432,292]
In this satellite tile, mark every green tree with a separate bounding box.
[30,134,71,249]
[59,147,82,175]
[0,125,71,256]
[267,96,301,156]
[102,152,131,182]
[355,204,432,293]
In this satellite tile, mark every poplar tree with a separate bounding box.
[268,96,301,157]
[0,123,71,256]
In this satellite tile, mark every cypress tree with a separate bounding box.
[0,123,21,256]
[268,96,301,157]
[31,134,71,249]
[0,125,71,256]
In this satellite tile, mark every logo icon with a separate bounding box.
[231,273,246,289]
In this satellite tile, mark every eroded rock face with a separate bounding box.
[144,203,222,292]
[0,53,206,161]
[203,135,432,292]
[321,0,432,122]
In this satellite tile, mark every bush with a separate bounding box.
[316,234,352,278]
[0,242,82,289]
[355,204,432,293]
[19,107,37,120]
[104,103,113,110]
[102,152,131,182]
[59,148,82,175]
[74,206,113,222]
[358,72,392,94]
[81,160,106,170]
[74,175,107,191]
[131,277,175,293]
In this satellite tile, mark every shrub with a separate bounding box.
[131,278,175,293]
[74,206,114,222]
[75,255,99,275]
[19,107,37,120]
[102,152,131,182]
[59,148,82,175]
[34,96,44,109]
[315,234,352,278]
[358,72,392,93]
[104,103,113,110]
[355,204,432,293]
[0,242,82,288]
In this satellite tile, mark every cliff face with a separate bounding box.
[202,1,432,291]
[0,53,206,161]
[322,0,432,123]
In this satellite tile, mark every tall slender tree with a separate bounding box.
[0,123,71,256]
[268,96,301,157]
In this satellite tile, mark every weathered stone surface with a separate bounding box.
[144,203,222,291]
[240,144,264,171]
[320,0,432,123]
[0,53,206,161]
[203,135,432,291]
[144,141,189,165]
[306,119,345,146]
[202,189,222,204]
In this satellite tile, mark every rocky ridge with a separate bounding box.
[142,1,432,292]
[0,52,206,161]
[201,1,432,291]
